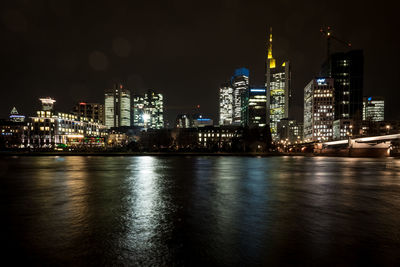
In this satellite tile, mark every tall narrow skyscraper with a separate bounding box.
[320,50,363,121]
[132,94,145,127]
[219,81,234,125]
[265,28,291,140]
[232,68,249,125]
[104,83,131,128]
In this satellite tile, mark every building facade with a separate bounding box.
[104,83,131,128]
[176,114,192,128]
[277,119,303,143]
[9,107,25,122]
[219,81,234,125]
[363,96,384,122]
[132,94,145,127]
[73,102,104,124]
[242,87,268,127]
[333,119,354,140]
[232,68,249,125]
[320,50,363,121]
[304,78,335,142]
[143,90,164,129]
[265,28,291,139]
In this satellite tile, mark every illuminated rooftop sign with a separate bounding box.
[316,78,327,85]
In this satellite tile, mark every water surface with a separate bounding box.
[1,156,400,265]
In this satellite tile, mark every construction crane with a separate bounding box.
[320,26,352,58]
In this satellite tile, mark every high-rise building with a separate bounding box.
[363,96,384,122]
[243,87,268,127]
[265,28,291,139]
[132,94,145,127]
[304,78,335,142]
[73,102,104,124]
[104,83,131,128]
[176,114,192,128]
[131,91,164,129]
[219,81,234,125]
[232,68,249,125]
[143,90,164,129]
[320,50,363,121]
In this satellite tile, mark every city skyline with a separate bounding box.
[1,0,399,125]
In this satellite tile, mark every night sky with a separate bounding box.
[1,0,399,125]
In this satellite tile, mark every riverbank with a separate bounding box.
[0,151,284,157]
[0,151,396,157]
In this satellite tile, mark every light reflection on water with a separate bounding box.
[1,156,400,265]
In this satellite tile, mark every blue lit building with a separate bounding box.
[9,107,25,122]
[192,115,213,127]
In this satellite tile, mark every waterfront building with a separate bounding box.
[104,83,131,128]
[232,68,249,125]
[363,96,384,122]
[304,78,335,142]
[73,102,104,124]
[333,119,354,140]
[9,107,25,122]
[320,50,363,121]
[265,28,291,139]
[219,81,234,125]
[0,120,29,148]
[197,126,243,149]
[359,120,400,137]
[29,98,107,148]
[277,118,303,143]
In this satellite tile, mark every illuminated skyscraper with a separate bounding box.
[104,83,131,128]
[304,78,335,142]
[219,81,234,125]
[242,87,268,127]
[265,28,291,139]
[232,68,249,125]
[143,90,164,129]
[363,96,384,121]
[132,94,145,127]
[321,50,363,120]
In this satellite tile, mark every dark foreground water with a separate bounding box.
[1,156,400,266]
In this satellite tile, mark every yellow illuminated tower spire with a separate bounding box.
[267,27,276,68]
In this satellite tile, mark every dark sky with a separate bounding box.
[1,0,399,125]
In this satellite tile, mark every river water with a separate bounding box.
[1,156,400,265]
